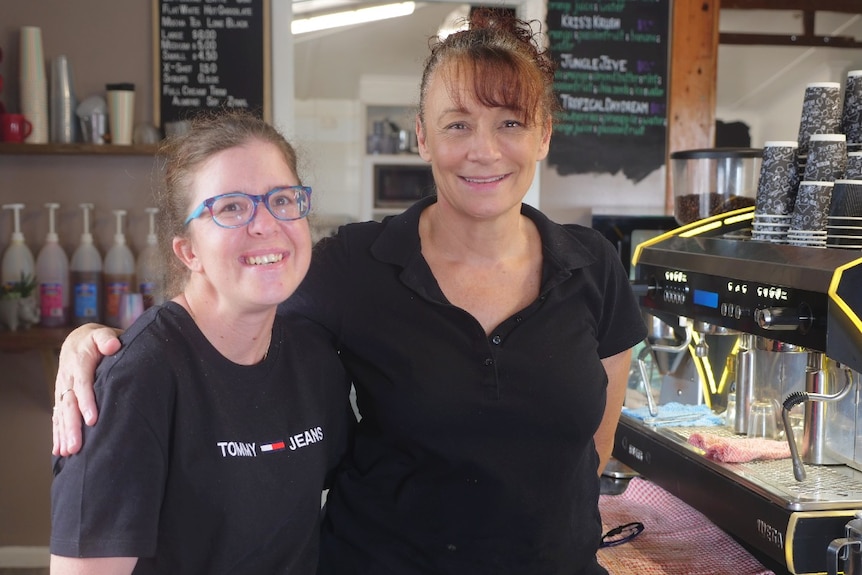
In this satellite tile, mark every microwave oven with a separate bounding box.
[373,160,435,209]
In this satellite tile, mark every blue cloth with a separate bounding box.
[622,402,724,427]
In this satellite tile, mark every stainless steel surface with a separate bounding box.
[653,424,862,511]
[734,334,756,434]
[803,353,833,465]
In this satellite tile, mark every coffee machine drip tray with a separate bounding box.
[659,424,862,510]
[614,416,862,575]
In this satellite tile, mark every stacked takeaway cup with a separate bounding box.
[826,179,862,249]
[783,81,849,247]
[751,72,862,249]
[752,141,799,243]
[842,70,862,154]
[843,70,862,179]
[788,180,832,248]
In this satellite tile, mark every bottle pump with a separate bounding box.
[136,207,161,309]
[2,203,36,291]
[103,209,135,328]
[70,203,103,325]
[35,203,70,326]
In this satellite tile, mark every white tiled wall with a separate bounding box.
[294,99,363,224]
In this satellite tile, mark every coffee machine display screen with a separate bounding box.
[693,289,719,309]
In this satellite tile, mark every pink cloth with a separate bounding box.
[687,432,791,463]
[598,477,775,575]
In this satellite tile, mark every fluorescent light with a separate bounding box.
[292,1,416,35]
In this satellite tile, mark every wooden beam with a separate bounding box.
[720,0,862,12]
[719,32,862,47]
[666,0,720,212]
[718,5,862,47]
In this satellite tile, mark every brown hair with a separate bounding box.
[154,110,301,298]
[418,8,558,128]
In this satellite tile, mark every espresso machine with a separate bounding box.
[613,207,862,575]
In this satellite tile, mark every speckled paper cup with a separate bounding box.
[842,70,862,145]
[845,152,862,179]
[790,181,834,232]
[797,82,842,157]
[756,141,799,216]
[803,134,846,182]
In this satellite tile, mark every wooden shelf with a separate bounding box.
[0,326,73,354]
[0,142,159,156]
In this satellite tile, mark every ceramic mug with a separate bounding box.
[0,113,33,142]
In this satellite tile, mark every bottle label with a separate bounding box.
[139,281,156,309]
[74,282,99,319]
[40,283,64,319]
[105,280,131,319]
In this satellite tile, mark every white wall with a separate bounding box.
[284,5,862,228]
[716,10,862,146]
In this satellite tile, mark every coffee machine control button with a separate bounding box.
[754,307,803,331]
[720,304,747,320]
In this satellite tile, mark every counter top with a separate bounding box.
[598,476,781,575]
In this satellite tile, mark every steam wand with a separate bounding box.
[781,364,854,482]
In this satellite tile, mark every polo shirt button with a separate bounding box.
[447,544,457,551]
[484,358,494,366]
[491,335,502,345]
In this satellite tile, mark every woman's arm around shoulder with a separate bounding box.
[52,323,123,456]
[50,555,137,575]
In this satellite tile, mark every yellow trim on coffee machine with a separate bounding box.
[828,256,862,336]
[631,206,755,268]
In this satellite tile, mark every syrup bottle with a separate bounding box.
[103,209,135,328]
[70,203,103,326]
[36,202,70,326]
[136,207,162,309]
[1,203,36,291]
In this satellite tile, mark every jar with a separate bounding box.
[671,148,761,225]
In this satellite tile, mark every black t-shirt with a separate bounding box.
[51,302,353,575]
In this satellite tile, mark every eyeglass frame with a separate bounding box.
[183,185,313,228]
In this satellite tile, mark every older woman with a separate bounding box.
[53,9,645,575]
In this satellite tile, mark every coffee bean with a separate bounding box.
[675,193,755,224]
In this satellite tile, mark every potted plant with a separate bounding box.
[0,273,39,331]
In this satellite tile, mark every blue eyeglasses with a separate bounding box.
[184,186,312,228]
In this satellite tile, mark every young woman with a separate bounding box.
[50,111,352,575]
[53,10,645,574]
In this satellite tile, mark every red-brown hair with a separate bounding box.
[418,8,558,128]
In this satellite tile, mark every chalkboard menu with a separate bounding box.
[546,0,669,182]
[153,0,271,129]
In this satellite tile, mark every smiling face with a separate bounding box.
[416,62,551,221]
[174,138,312,312]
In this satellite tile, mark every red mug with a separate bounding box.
[0,113,33,142]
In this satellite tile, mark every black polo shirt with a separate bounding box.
[288,197,646,575]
